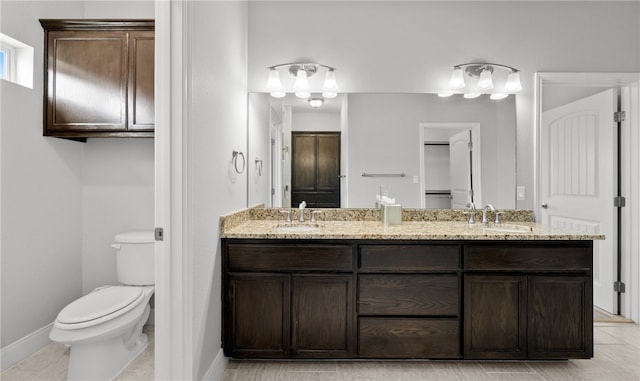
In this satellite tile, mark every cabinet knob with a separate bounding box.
[541,203,548,209]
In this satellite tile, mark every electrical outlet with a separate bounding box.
[517,186,525,201]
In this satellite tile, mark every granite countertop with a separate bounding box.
[220,207,605,241]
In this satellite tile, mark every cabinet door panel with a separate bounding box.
[128,31,154,130]
[359,317,459,358]
[464,275,527,358]
[47,31,127,131]
[528,276,593,358]
[292,275,353,357]
[359,274,458,316]
[225,274,290,357]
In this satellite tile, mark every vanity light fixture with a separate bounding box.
[441,63,522,99]
[266,63,338,99]
[308,98,324,108]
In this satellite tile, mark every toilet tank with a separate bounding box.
[113,231,155,286]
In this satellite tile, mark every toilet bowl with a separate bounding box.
[50,231,155,381]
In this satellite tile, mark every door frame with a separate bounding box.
[534,72,640,321]
[155,0,194,379]
[419,123,482,209]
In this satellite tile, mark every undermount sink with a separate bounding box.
[483,224,533,233]
[274,224,321,233]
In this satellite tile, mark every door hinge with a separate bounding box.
[614,111,626,123]
[271,188,276,196]
[614,196,626,208]
[154,227,164,241]
[468,141,473,150]
[614,281,626,293]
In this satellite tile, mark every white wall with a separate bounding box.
[347,93,515,208]
[247,1,640,209]
[81,139,154,293]
[292,111,341,132]
[188,1,248,378]
[0,0,85,351]
[248,92,271,207]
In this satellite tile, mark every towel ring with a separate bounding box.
[232,151,245,174]
[255,158,263,176]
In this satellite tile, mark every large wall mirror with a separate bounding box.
[248,92,516,209]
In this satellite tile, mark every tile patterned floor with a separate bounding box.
[2,322,638,381]
[222,322,640,381]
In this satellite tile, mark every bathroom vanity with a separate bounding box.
[220,208,600,361]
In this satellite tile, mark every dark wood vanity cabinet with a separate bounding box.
[223,242,355,358]
[222,239,593,360]
[40,20,154,139]
[463,242,593,359]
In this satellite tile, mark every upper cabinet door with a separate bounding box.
[128,31,154,131]
[46,30,128,133]
[41,20,154,139]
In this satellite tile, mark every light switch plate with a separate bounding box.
[517,186,525,201]
[413,175,419,184]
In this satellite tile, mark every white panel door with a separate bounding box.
[541,89,617,313]
[449,130,473,209]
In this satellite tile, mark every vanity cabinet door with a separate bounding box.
[528,275,593,358]
[464,274,527,359]
[224,274,290,358]
[291,275,354,358]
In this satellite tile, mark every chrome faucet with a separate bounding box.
[298,201,307,222]
[482,204,496,224]
[463,202,476,224]
[279,209,291,223]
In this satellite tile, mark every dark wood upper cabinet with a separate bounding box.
[40,20,154,139]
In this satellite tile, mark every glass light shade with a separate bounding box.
[294,68,310,91]
[323,70,338,91]
[437,91,454,97]
[322,91,337,99]
[266,69,283,92]
[463,92,481,99]
[504,71,523,92]
[308,98,324,108]
[295,91,310,99]
[270,91,286,98]
[476,68,494,90]
[490,93,509,100]
[448,67,465,89]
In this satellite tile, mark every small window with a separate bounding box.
[0,33,33,88]
[0,43,15,81]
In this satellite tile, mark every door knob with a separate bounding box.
[541,203,548,209]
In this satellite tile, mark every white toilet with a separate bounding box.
[50,231,155,381]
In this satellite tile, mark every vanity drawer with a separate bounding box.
[359,317,460,358]
[358,274,459,316]
[464,244,592,271]
[359,244,460,272]
[227,243,353,272]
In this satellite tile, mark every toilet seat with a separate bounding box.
[55,286,144,330]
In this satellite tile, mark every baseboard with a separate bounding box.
[1,322,54,372]
[202,348,228,381]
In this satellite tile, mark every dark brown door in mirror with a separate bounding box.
[291,132,341,208]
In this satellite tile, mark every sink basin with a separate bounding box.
[274,224,321,233]
[484,224,533,233]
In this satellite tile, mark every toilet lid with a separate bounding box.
[57,286,144,326]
